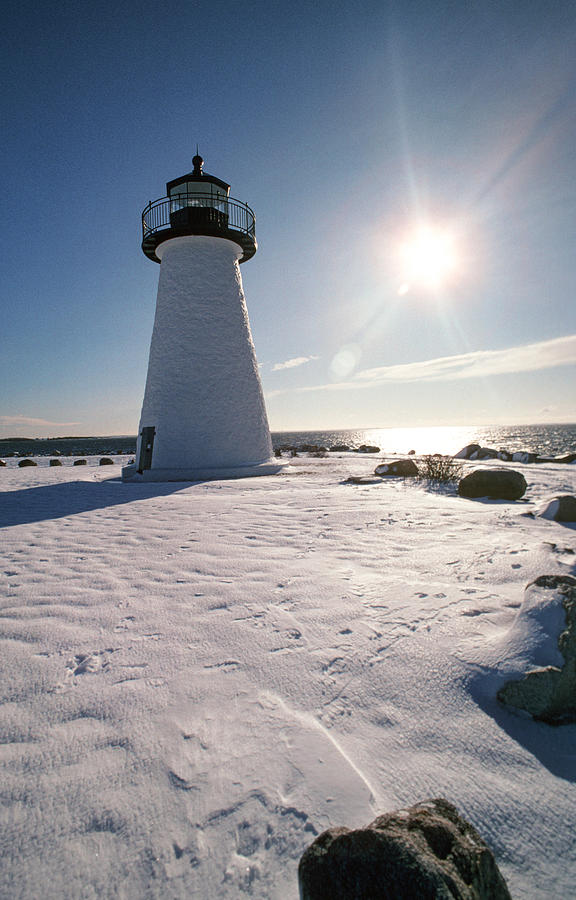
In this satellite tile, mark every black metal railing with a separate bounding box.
[142,194,256,243]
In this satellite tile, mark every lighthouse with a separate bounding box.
[123,154,282,482]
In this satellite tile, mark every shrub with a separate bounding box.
[418,454,464,485]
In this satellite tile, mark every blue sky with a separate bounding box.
[1,0,575,437]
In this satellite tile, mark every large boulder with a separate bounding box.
[458,468,526,500]
[476,447,498,460]
[512,450,537,464]
[298,798,511,900]
[357,444,381,454]
[375,459,419,477]
[18,459,37,467]
[49,459,62,467]
[99,457,115,465]
[0,459,6,467]
[454,443,481,460]
[73,459,87,466]
[497,575,576,725]
[536,495,576,523]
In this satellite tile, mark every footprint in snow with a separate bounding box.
[66,649,115,677]
[204,660,240,671]
[114,616,136,632]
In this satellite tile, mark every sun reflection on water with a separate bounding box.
[359,425,478,456]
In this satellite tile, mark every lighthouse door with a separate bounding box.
[138,426,156,472]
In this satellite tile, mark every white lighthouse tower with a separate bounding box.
[123,153,282,482]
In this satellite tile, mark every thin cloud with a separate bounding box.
[0,415,81,427]
[272,355,320,372]
[266,334,576,398]
[354,334,576,384]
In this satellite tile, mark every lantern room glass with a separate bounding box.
[169,181,229,214]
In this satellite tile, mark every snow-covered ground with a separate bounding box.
[1,455,574,899]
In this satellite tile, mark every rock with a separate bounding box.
[456,445,521,462]
[538,452,576,464]
[476,447,498,460]
[345,475,383,485]
[49,459,62,466]
[73,459,87,466]
[330,444,351,452]
[375,459,419,477]
[554,452,576,464]
[454,443,481,460]
[512,450,537,464]
[99,457,115,465]
[356,445,380,454]
[18,459,37,467]
[408,449,416,455]
[298,798,511,900]
[458,468,527,500]
[536,495,576,522]
[497,575,576,725]
[0,460,5,467]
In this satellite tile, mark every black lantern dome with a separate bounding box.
[141,154,257,264]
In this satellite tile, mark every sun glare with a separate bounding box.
[398,226,458,293]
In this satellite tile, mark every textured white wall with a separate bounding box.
[137,235,273,471]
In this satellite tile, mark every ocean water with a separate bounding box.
[1,423,575,459]
[273,423,576,457]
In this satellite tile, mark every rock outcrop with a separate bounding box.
[298,798,511,900]
[458,468,526,500]
[536,495,576,523]
[498,575,576,725]
[547,452,576,464]
[357,445,381,454]
[454,443,481,460]
[511,450,538,464]
[454,444,575,465]
[375,459,419,477]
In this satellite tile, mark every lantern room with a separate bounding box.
[141,154,256,264]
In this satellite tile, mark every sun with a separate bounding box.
[397,226,458,293]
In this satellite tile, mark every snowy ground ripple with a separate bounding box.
[0,456,574,898]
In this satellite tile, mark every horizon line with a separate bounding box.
[1,419,575,442]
